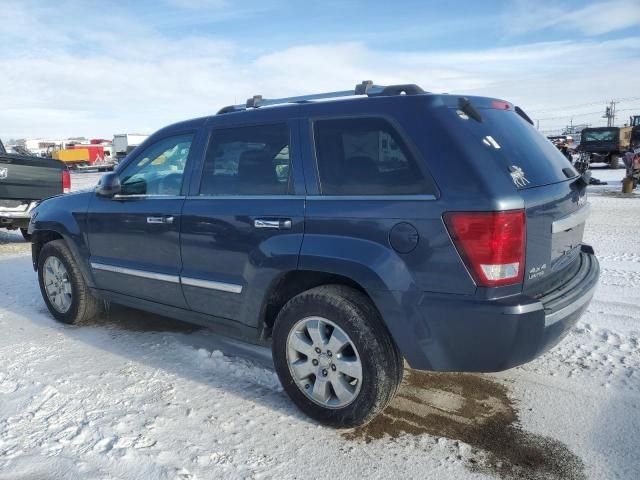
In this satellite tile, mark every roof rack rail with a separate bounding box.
[216,81,426,114]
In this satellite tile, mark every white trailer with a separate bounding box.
[112,134,149,162]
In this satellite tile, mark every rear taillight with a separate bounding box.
[444,210,525,287]
[62,170,71,193]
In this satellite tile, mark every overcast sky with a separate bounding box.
[1,0,639,139]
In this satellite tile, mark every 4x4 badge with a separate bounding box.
[509,165,530,188]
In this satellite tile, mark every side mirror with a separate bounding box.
[96,172,121,198]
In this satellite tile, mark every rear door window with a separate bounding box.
[313,117,432,195]
[199,124,290,195]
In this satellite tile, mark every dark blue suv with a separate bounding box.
[29,82,599,427]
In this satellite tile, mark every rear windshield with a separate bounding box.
[446,106,577,188]
[582,129,617,142]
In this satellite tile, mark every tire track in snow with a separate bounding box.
[521,324,640,392]
[599,268,640,287]
[597,252,640,264]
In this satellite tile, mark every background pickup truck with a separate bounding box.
[0,139,69,240]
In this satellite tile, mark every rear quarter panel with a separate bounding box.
[297,97,523,296]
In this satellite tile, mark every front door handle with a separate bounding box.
[147,216,174,224]
[254,218,292,230]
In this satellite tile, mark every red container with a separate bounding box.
[70,145,105,164]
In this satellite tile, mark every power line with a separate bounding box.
[535,103,640,121]
[529,101,608,114]
[528,96,640,114]
[616,107,640,114]
[537,105,640,132]
[535,110,604,121]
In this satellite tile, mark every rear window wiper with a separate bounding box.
[458,97,483,123]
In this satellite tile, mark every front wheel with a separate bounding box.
[37,240,102,324]
[272,285,403,428]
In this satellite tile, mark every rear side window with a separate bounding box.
[444,107,576,188]
[200,124,290,195]
[313,117,431,195]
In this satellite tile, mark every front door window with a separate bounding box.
[119,134,193,196]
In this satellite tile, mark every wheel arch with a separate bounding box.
[31,230,64,270]
[257,261,426,368]
[31,228,96,288]
[259,270,369,334]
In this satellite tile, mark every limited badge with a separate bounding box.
[0,167,7,179]
[528,264,547,280]
[509,165,530,187]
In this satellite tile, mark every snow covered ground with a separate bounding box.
[0,169,638,479]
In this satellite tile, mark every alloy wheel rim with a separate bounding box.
[286,316,363,409]
[43,256,72,313]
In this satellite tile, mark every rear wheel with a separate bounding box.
[37,240,102,324]
[272,285,403,428]
[609,154,620,169]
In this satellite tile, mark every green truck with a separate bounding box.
[579,125,633,169]
[0,139,68,240]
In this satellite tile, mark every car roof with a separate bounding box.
[159,81,517,133]
[215,81,427,115]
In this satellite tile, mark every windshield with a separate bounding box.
[583,129,617,142]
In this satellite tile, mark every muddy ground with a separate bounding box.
[345,370,585,480]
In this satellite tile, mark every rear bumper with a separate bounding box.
[0,201,37,228]
[380,250,599,372]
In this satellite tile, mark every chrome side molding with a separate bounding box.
[90,262,243,294]
[180,277,243,294]
[90,262,180,284]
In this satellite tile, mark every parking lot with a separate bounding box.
[0,169,637,480]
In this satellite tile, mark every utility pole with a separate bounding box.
[603,100,617,127]
[610,101,616,127]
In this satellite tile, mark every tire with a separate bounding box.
[37,239,102,325]
[20,228,32,242]
[609,154,620,169]
[272,285,403,428]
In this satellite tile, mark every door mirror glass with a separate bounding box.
[96,172,121,198]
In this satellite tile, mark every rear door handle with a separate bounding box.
[254,218,292,230]
[147,216,174,224]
